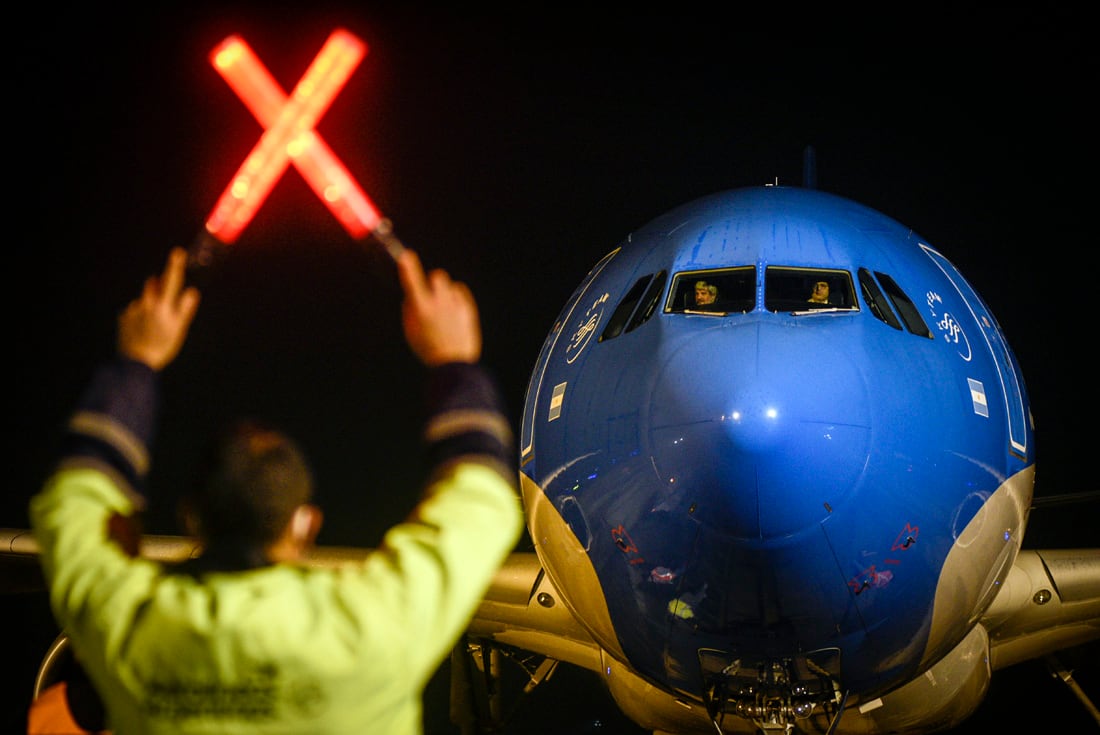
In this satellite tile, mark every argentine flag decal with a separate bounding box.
[968,378,989,417]
[549,382,567,422]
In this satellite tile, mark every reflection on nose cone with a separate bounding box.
[649,323,871,541]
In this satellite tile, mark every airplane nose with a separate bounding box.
[648,321,871,541]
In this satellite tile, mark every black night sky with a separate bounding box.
[4,5,1095,733]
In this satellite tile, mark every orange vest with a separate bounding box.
[27,682,109,735]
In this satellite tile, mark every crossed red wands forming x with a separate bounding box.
[196,29,403,263]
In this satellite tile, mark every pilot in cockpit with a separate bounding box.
[808,280,831,305]
[694,281,718,308]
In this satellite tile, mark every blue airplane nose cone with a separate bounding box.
[649,320,871,541]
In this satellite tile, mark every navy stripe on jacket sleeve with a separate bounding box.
[422,363,515,486]
[55,357,159,502]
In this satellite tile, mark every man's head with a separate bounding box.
[809,281,830,304]
[694,281,717,306]
[183,420,318,555]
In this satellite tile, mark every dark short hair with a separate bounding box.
[187,420,314,546]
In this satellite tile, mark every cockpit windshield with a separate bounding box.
[666,267,755,314]
[764,267,857,312]
[666,266,860,316]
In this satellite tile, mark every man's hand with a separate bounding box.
[396,249,481,366]
[118,247,201,371]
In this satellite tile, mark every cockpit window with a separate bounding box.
[764,267,856,312]
[666,267,755,314]
[873,271,933,338]
[625,271,667,333]
[858,268,903,330]
[600,271,667,342]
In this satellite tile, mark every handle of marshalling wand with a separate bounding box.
[368,218,406,261]
[183,218,404,289]
[186,229,229,288]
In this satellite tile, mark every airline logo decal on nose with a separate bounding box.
[927,291,972,361]
[566,293,609,364]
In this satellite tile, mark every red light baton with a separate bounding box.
[191,29,405,270]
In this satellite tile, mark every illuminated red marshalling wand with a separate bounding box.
[191,29,405,270]
[203,30,365,246]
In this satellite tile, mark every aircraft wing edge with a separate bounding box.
[466,551,604,672]
[983,548,1100,670]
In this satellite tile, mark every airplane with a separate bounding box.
[3,177,1099,734]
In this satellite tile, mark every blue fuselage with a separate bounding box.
[519,186,1033,704]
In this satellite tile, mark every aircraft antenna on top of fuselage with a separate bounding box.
[803,145,817,189]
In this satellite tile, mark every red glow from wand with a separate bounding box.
[193,29,405,267]
[204,29,372,245]
[206,30,383,245]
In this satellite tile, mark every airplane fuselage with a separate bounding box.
[517,186,1034,730]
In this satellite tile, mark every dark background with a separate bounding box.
[4,5,1095,733]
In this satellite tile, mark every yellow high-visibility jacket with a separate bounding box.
[31,359,523,735]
